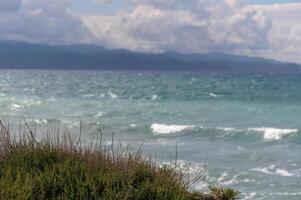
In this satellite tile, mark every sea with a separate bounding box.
[0,70,300,199]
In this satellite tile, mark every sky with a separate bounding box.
[0,0,300,63]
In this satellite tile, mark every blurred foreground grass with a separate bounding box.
[0,120,239,200]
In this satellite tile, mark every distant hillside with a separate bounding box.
[0,40,300,73]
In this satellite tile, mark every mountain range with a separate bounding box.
[0,40,300,73]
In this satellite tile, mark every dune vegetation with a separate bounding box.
[0,120,239,200]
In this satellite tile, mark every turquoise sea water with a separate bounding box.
[0,70,301,199]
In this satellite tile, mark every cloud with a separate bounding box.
[249,3,301,63]
[81,0,301,63]
[82,0,272,54]
[0,0,21,13]
[93,0,112,4]
[0,0,300,63]
[0,0,92,44]
[128,0,207,11]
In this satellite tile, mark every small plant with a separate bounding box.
[0,120,240,200]
[208,186,240,200]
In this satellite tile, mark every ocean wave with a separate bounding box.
[145,138,186,146]
[151,123,195,134]
[242,192,257,200]
[160,160,207,190]
[248,127,298,141]
[83,94,96,98]
[22,99,42,107]
[130,124,138,128]
[96,111,106,118]
[108,92,118,100]
[10,103,22,109]
[34,119,48,124]
[151,94,158,101]
[269,191,301,197]
[252,164,295,177]
[150,123,298,141]
[217,171,240,185]
[9,99,42,111]
[209,93,220,98]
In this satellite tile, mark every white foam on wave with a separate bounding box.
[146,138,186,146]
[108,92,118,100]
[150,124,297,140]
[221,127,236,131]
[217,126,297,140]
[214,126,296,141]
[160,160,207,190]
[10,99,42,111]
[216,127,239,133]
[151,94,158,101]
[269,191,301,197]
[11,103,22,109]
[83,94,96,98]
[96,111,106,117]
[209,93,219,98]
[243,192,257,200]
[34,119,48,124]
[217,172,239,185]
[275,168,295,177]
[252,164,295,177]
[216,171,255,186]
[151,123,195,134]
[252,165,275,175]
[249,127,298,141]
[130,124,138,128]
[22,99,42,106]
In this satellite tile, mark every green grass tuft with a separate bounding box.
[0,120,240,200]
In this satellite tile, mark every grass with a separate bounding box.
[0,120,240,200]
